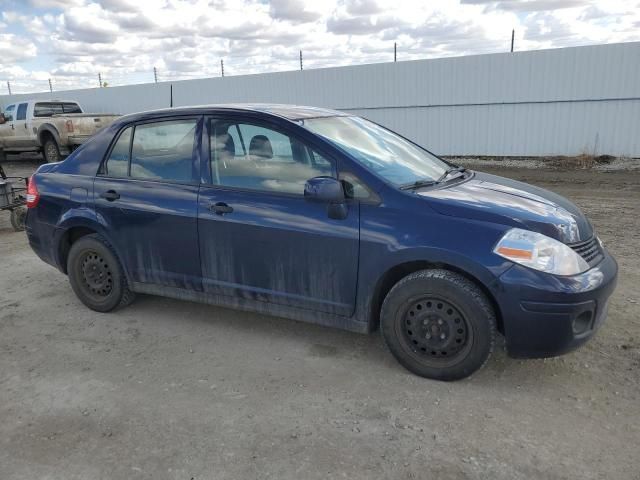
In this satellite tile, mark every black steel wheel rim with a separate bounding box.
[80,251,113,298]
[397,296,473,365]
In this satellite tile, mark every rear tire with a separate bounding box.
[42,137,61,163]
[67,234,135,312]
[380,269,496,381]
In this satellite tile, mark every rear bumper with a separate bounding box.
[25,210,59,270]
[496,249,618,358]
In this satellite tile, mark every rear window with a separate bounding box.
[33,102,81,117]
[62,103,82,114]
[34,103,64,117]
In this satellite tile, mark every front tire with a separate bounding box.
[67,234,134,312]
[42,137,61,163]
[380,269,496,381]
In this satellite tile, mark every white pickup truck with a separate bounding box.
[0,99,119,162]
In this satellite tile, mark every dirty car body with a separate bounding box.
[24,104,618,380]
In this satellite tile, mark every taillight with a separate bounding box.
[65,120,74,133]
[26,175,40,208]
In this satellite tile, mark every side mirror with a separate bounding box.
[304,176,345,203]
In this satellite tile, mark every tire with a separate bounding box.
[10,207,26,231]
[380,269,496,381]
[67,234,135,312]
[42,137,61,163]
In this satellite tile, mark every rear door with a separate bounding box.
[13,103,30,146]
[94,116,202,290]
[197,115,360,315]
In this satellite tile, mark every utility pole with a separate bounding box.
[221,59,224,77]
[98,72,102,88]
[394,42,397,62]
[299,50,303,71]
[153,67,158,83]
[510,29,515,52]
[7,81,11,95]
[48,78,53,92]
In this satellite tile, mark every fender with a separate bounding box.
[37,123,62,148]
[355,245,513,329]
[52,212,134,284]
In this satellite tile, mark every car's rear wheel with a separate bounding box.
[42,137,60,163]
[380,269,496,381]
[67,234,134,312]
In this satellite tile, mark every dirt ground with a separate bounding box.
[1,158,639,480]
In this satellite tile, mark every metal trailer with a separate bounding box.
[0,159,28,231]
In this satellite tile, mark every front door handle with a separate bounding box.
[209,202,233,215]
[100,190,120,201]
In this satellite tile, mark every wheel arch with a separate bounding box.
[37,124,61,148]
[368,257,505,335]
[54,217,129,283]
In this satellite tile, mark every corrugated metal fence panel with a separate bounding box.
[1,42,639,156]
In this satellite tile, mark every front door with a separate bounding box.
[94,116,202,290]
[0,104,16,148]
[197,116,360,316]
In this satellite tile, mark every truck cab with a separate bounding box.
[0,100,118,162]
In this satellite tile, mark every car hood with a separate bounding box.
[417,171,593,243]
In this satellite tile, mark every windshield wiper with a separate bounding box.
[436,166,466,183]
[400,166,467,191]
[399,179,438,190]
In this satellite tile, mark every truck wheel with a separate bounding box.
[43,137,61,163]
[10,207,26,231]
[380,269,496,381]
[67,234,135,312]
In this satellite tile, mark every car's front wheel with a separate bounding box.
[67,234,134,312]
[380,269,496,381]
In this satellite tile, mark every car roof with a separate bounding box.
[125,103,348,121]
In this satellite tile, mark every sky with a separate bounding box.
[0,0,639,94]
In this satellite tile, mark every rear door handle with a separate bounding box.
[100,190,120,201]
[209,202,233,215]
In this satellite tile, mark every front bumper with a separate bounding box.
[496,249,618,358]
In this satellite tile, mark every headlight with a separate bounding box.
[494,228,589,276]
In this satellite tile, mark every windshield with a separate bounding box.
[301,115,449,187]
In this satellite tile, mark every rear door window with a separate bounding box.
[16,103,28,121]
[104,127,132,177]
[102,119,198,183]
[130,119,198,183]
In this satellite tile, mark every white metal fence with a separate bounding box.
[2,42,639,157]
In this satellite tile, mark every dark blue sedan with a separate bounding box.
[24,104,618,380]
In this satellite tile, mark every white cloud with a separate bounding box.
[0,0,639,94]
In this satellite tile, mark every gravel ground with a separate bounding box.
[1,158,639,480]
